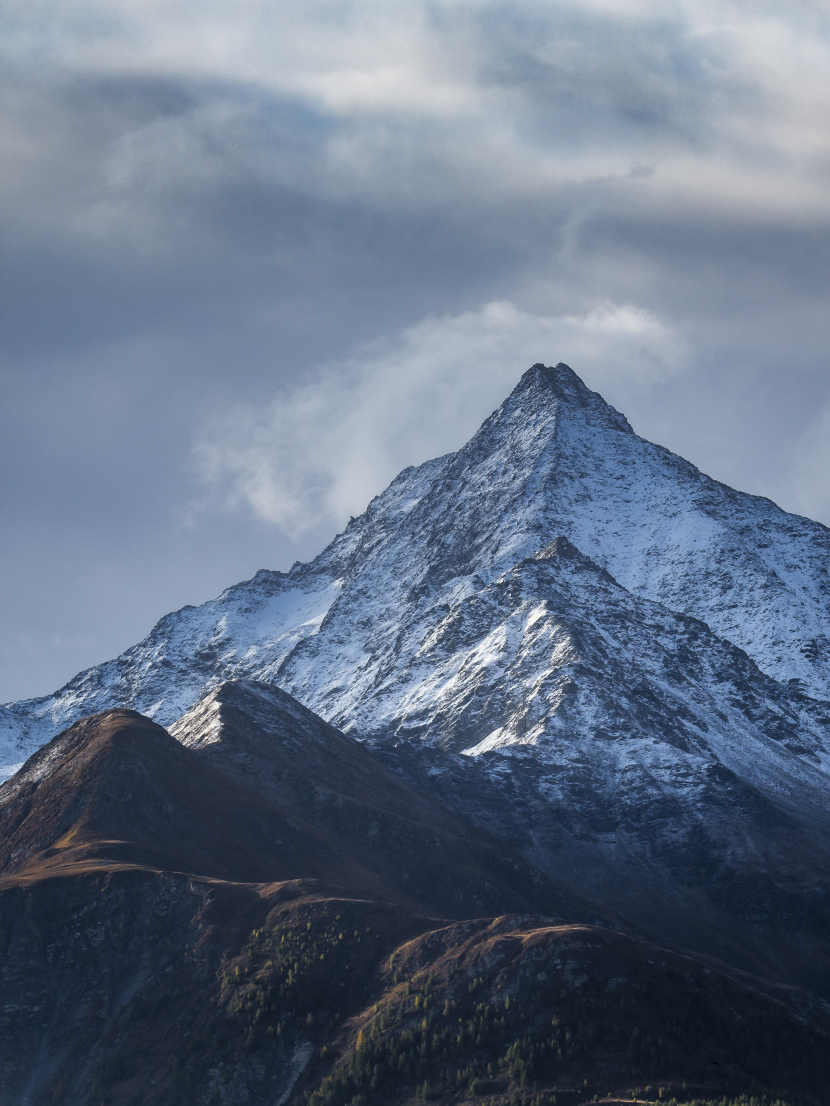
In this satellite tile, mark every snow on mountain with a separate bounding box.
[2,363,829,777]
[393,534,830,873]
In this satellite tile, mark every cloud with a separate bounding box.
[5,0,830,242]
[194,299,687,535]
[3,0,830,704]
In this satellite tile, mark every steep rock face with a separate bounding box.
[359,536,830,990]
[2,363,829,773]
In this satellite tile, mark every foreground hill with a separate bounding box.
[6,867,830,1106]
[0,700,578,921]
[2,701,829,1106]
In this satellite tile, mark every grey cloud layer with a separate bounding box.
[2,0,829,701]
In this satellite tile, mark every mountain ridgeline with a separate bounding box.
[2,363,830,1106]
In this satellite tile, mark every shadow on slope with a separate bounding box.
[168,679,608,924]
[0,702,595,922]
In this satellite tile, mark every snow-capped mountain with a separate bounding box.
[2,362,828,775]
[4,361,830,988]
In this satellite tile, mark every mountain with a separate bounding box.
[364,534,830,991]
[3,362,830,994]
[3,363,829,766]
[3,703,830,1106]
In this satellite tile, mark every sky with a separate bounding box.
[2,0,830,704]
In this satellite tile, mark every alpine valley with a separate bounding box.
[3,364,830,1106]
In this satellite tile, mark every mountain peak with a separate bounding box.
[360,363,636,587]
[518,361,584,394]
[508,362,634,436]
[533,533,588,562]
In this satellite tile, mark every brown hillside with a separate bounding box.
[0,703,597,921]
[2,698,829,1106]
[169,681,609,924]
